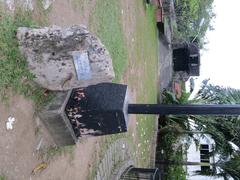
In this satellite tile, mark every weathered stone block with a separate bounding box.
[65,83,129,137]
[17,25,115,91]
[39,83,128,146]
[38,91,77,146]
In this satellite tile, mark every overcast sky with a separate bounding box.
[195,0,240,90]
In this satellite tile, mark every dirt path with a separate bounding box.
[0,1,100,179]
[0,95,39,180]
[120,0,138,139]
[0,94,99,180]
[32,1,101,180]
[48,0,97,27]
[32,138,99,180]
[36,0,142,179]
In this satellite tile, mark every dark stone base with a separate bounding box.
[65,83,128,137]
[39,83,129,146]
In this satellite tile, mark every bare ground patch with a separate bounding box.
[0,95,39,180]
[120,0,159,167]
[31,1,102,180]
[0,1,100,179]
[48,0,97,27]
[32,138,100,180]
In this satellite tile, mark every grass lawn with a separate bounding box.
[0,176,5,180]
[89,0,159,168]
[133,3,158,167]
[90,0,127,82]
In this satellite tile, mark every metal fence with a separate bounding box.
[120,166,161,180]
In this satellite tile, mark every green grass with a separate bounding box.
[132,4,158,167]
[40,145,75,162]
[0,8,52,107]
[0,175,5,180]
[90,0,127,82]
[77,0,158,176]
[70,0,85,12]
[90,2,159,168]
[35,0,52,26]
[87,133,132,180]
[86,1,130,176]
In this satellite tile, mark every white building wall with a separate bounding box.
[186,135,224,180]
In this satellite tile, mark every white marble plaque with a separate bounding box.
[72,51,92,80]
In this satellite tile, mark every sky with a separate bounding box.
[194,0,240,90]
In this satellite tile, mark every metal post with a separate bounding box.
[128,104,240,115]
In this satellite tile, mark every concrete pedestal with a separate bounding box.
[65,83,129,137]
[39,83,128,146]
[38,91,77,146]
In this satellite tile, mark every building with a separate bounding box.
[186,135,223,180]
[173,42,200,77]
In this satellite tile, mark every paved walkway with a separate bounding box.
[158,35,173,102]
[94,138,134,180]
[157,12,173,102]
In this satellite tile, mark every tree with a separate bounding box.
[173,0,216,48]
[194,80,240,150]
[195,152,240,180]
[192,81,240,179]
[156,80,240,179]
[158,83,240,155]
